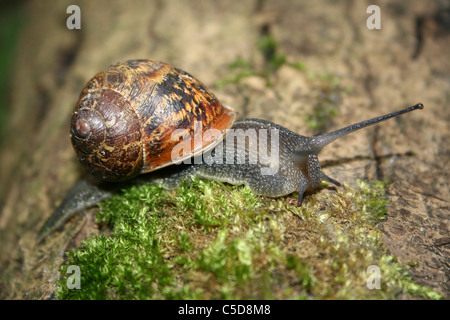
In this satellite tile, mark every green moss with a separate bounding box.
[303,71,352,133]
[56,177,442,300]
[0,2,25,140]
[257,34,288,74]
[216,35,304,88]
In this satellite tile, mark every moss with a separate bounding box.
[216,38,344,134]
[216,35,304,89]
[56,177,442,300]
[0,2,25,140]
[303,71,354,133]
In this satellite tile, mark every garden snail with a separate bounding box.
[70,59,236,182]
[37,59,424,242]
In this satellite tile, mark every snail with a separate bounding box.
[70,59,237,182]
[37,59,423,242]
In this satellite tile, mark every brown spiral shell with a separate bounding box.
[70,59,236,181]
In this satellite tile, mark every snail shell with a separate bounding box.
[71,59,236,181]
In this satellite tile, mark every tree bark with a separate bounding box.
[0,0,448,299]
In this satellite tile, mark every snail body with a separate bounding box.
[37,59,423,242]
[160,105,423,202]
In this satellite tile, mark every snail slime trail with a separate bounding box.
[37,59,424,242]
